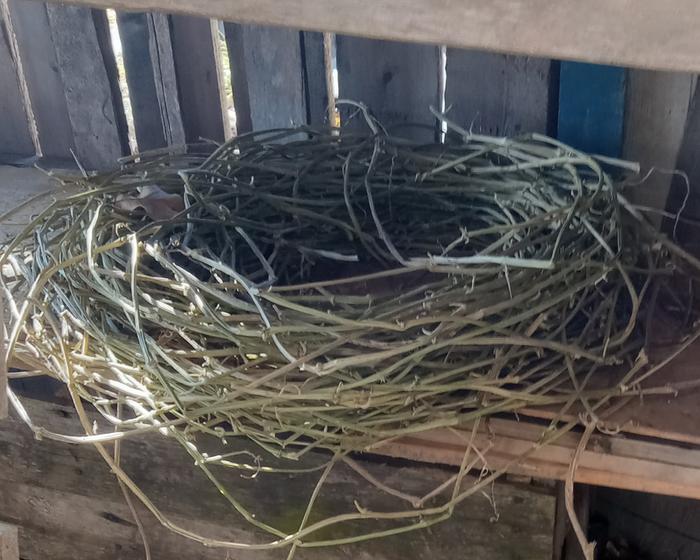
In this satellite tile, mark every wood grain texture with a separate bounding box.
[445,50,553,136]
[170,16,227,143]
[34,0,700,73]
[4,0,73,161]
[301,31,328,126]
[225,23,307,133]
[516,336,700,449]
[623,71,696,226]
[378,414,700,500]
[116,12,185,150]
[0,523,18,560]
[92,9,130,156]
[149,13,186,146]
[0,4,34,159]
[0,397,555,560]
[44,4,127,169]
[666,81,700,248]
[336,36,439,139]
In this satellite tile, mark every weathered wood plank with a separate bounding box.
[170,16,227,143]
[0,523,18,560]
[378,415,700,500]
[336,36,439,139]
[92,9,131,155]
[37,0,700,73]
[148,13,186,145]
[0,396,555,560]
[3,0,72,162]
[0,2,35,160]
[225,24,307,132]
[302,31,329,127]
[41,4,127,169]
[622,71,696,226]
[665,80,700,246]
[445,50,554,136]
[116,12,185,150]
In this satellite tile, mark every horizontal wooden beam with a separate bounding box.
[519,339,700,447]
[376,416,700,500]
[42,0,700,72]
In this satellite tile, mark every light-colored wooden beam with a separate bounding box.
[519,339,700,447]
[41,0,700,73]
[0,523,18,560]
[376,416,700,501]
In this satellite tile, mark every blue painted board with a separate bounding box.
[557,61,626,157]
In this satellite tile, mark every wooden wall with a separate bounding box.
[0,397,557,560]
[2,4,700,559]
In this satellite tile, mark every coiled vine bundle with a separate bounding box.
[3,105,700,553]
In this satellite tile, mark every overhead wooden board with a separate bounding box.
[40,0,700,73]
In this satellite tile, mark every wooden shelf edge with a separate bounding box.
[373,419,700,500]
[46,0,700,73]
[4,395,700,501]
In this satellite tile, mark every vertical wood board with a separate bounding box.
[667,83,700,246]
[170,15,227,143]
[0,4,34,159]
[43,4,127,168]
[445,50,554,136]
[335,36,439,139]
[92,9,130,156]
[4,0,72,161]
[149,13,186,145]
[623,70,695,225]
[302,30,328,127]
[225,23,306,133]
[116,12,165,150]
[116,12,185,150]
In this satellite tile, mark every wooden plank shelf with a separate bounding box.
[520,339,700,447]
[378,416,700,501]
[41,0,700,73]
[0,396,556,560]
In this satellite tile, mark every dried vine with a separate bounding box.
[3,103,700,553]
